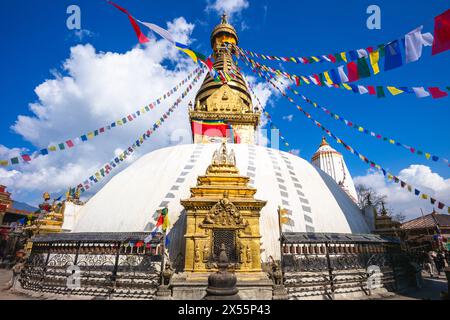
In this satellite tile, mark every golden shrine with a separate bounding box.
[181,142,266,273]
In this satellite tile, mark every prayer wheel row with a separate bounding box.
[282,243,385,255]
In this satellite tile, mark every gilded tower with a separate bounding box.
[190,14,260,144]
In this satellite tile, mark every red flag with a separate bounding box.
[347,61,359,82]
[66,140,74,148]
[367,86,376,95]
[432,9,450,55]
[428,87,448,99]
[21,155,31,162]
[328,54,336,63]
[108,1,150,44]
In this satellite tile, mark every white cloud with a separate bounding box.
[0,17,200,205]
[73,29,94,41]
[283,114,294,122]
[0,16,278,206]
[206,0,249,20]
[354,165,450,220]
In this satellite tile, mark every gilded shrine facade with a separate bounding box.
[181,143,266,273]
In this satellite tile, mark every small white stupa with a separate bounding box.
[311,137,358,203]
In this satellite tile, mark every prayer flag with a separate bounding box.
[337,65,349,83]
[384,40,403,71]
[376,86,386,98]
[387,86,404,96]
[432,9,450,55]
[108,1,150,44]
[412,87,430,98]
[405,26,434,63]
[428,87,448,99]
[356,57,371,78]
[346,61,359,82]
[369,50,380,74]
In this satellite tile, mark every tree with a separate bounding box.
[355,184,387,212]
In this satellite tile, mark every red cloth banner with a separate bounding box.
[432,9,450,55]
[108,1,150,44]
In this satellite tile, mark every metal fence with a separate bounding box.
[19,233,164,299]
[281,233,411,299]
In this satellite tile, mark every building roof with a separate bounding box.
[401,212,450,230]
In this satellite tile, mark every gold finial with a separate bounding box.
[43,192,50,201]
[320,136,329,148]
[221,13,228,24]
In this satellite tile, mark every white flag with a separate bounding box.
[138,20,175,44]
[358,85,369,94]
[357,49,368,58]
[412,87,430,98]
[337,66,349,83]
[405,26,434,63]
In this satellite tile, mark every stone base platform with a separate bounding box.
[171,272,273,300]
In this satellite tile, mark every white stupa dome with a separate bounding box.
[69,143,370,261]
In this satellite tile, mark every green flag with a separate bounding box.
[376,86,386,98]
[357,57,371,78]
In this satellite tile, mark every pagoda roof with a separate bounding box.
[401,212,450,230]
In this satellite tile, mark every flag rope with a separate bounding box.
[238,53,450,214]
[0,67,203,168]
[73,69,206,194]
[237,50,449,168]
[238,49,449,100]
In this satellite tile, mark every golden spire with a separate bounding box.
[190,16,260,144]
[320,136,330,148]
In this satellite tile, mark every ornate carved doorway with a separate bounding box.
[213,229,237,263]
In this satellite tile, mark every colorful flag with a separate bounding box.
[369,50,380,74]
[108,1,150,44]
[432,9,450,55]
[139,21,175,43]
[347,61,359,82]
[387,86,404,96]
[428,87,448,99]
[384,40,403,71]
[405,26,434,63]
[412,87,431,98]
[356,57,371,78]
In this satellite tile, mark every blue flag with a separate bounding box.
[384,40,403,71]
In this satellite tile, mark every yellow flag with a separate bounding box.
[324,71,333,85]
[342,83,352,90]
[369,51,380,74]
[311,56,320,62]
[0,160,8,166]
[340,52,347,62]
[387,86,404,96]
[87,132,94,139]
[421,194,428,200]
[48,146,57,152]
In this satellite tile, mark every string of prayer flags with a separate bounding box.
[73,70,205,193]
[0,67,203,168]
[265,71,450,168]
[237,9,450,67]
[108,1,150,44]
[236,47,449,100]
[241,73,292,150]
[239,55,449,213]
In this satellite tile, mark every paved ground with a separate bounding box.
[0,268,448,300]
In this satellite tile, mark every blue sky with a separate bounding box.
[0,0,448,217]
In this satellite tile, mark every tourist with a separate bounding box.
[425,251,436,277]
[434,252,445,275]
